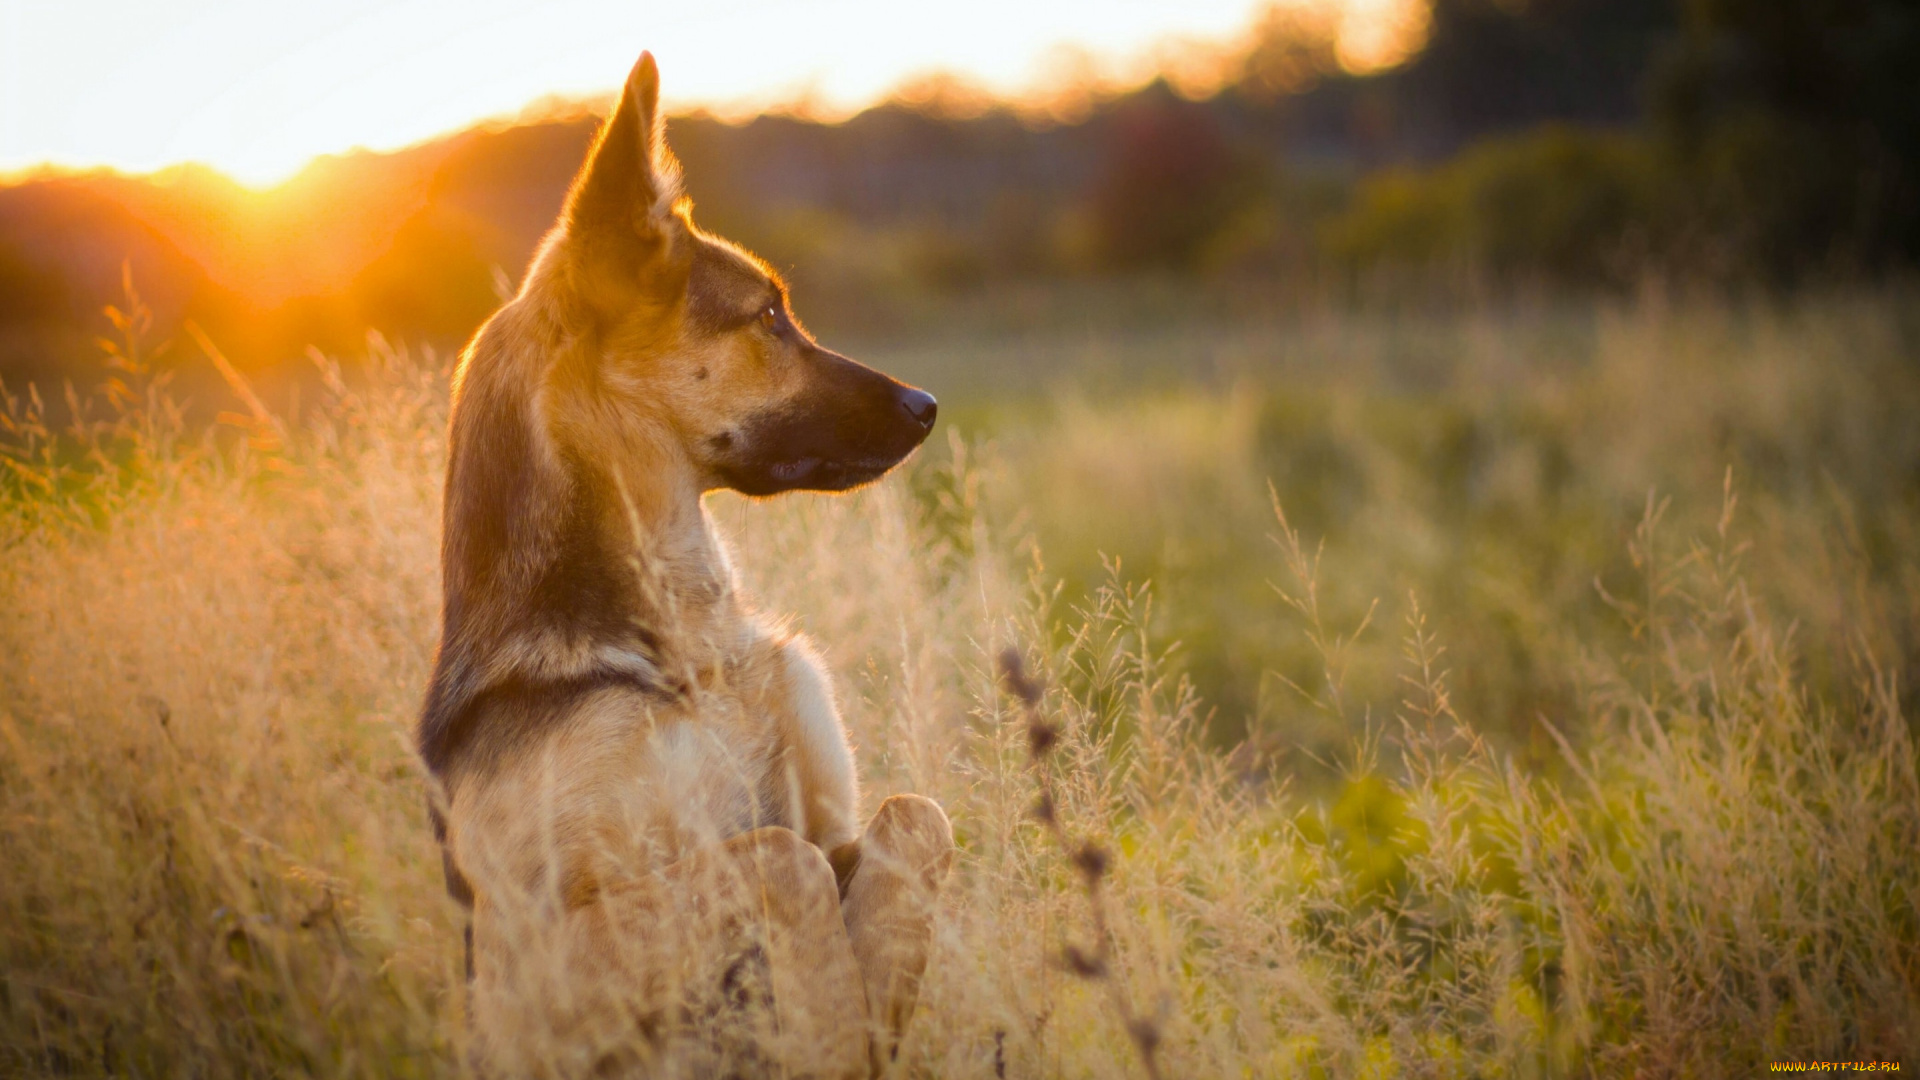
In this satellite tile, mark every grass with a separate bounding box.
[1,282,1916,1076]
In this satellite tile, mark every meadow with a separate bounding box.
[1,282,1916,1076]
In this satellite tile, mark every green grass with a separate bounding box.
[871,286,1920,770]
[1,283,1916,1076]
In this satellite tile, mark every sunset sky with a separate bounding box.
[1,0,1426,187]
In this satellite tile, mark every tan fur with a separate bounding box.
[419,52,952,1077]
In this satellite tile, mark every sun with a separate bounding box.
[3,1,1434,187]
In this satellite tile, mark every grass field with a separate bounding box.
[2,283,1917,1076]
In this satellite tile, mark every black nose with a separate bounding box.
[898,388,937,430]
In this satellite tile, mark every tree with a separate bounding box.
[1654,0,1920,272]
[1088,87,1265,270]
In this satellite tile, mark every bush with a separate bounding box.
[1651,0,1920,275]
[1320,126,1663,285]
[1087,91,1267,271]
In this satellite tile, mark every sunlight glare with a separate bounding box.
[2,0,1432,187]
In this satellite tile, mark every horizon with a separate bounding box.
[2,0,1429,189]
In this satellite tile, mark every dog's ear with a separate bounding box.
[564,52,683,260]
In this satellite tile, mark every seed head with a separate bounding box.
[1061,944,1107,979]
[1027,720,1060,759]
[1128,1018,1162,1056]
[997,647,1043,707]
[1073,841,1110,884]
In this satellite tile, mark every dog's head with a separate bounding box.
[546,53,935,496]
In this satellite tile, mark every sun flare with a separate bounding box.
[3,0,1433,187]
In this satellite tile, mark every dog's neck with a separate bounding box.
[581,449,742,662]
[429,298,746,747]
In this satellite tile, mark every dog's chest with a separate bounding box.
[597,695,785,847]
[451,677,790,902]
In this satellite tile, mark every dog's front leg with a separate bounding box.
[767,636,955,1073]
[840,794,954,1075]
[770,636,862,853]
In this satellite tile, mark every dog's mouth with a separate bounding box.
[765,455,901,492]
[713,366,936,497]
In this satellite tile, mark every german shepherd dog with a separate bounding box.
[418,53,954,1078]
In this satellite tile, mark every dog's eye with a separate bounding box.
[759,305,781,335]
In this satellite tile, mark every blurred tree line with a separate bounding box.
[1313,0,1920,285]
[670,0,1920,305]
[2,0,1917,388]
[1657,0,1920,275]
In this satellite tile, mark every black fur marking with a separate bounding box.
[428,802,476,906]
[525,450,636,643]
[713,345,934,496]
[438,377,541,648]
[421,667,675,780]
[420,338,672,782]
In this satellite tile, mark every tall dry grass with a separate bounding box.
[1,285,1916,1076]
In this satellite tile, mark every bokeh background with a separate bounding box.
[4,0,1915,381]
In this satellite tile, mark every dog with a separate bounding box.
[417,52,954,1078]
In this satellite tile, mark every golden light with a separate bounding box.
[1,0,1435,188]
[1333,0,1433,75]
